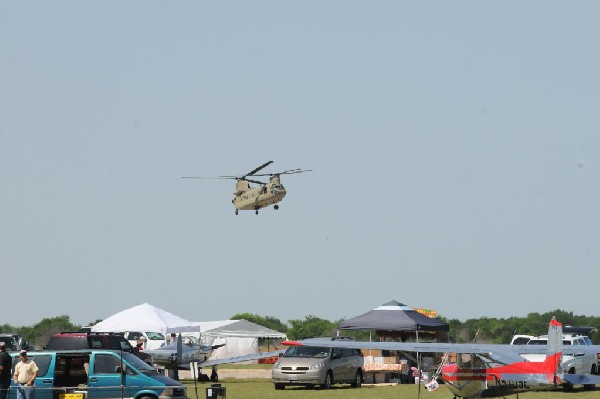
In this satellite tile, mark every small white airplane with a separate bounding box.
[144,334,285,381]
[142,335,220,367]
[283,318,600,397]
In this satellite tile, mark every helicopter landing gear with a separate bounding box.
[274,205,279,210]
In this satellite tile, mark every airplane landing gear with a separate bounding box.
[274,205,279,210]
[235,209,239,215]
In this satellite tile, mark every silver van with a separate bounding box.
[272,338,363,390]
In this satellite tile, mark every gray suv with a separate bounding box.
[272,337,363,390]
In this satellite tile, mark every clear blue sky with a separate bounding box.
[2,2,599,327]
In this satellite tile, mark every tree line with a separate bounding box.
[232,310,600,344]
[2,309,599,349]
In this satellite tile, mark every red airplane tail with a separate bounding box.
[543,317,563,376]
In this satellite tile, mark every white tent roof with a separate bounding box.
[91,303,198,334]
[194,319,286,338]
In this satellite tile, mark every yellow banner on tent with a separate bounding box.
[413,308,438,318]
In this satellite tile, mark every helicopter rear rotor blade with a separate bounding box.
[252,168,312,177]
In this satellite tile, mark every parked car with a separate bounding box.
[272,337,364,390]
[123,331,167,350]
[7,349,186,399]
[0,334,20,351]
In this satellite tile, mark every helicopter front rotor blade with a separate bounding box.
[245,161,274,177]
[180,176,237,180]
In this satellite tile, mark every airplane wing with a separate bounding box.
[281,339,572,366]
[284,339,600,359]
[283,339,522,356]
[563,373,600,385]
[199,349,286,368]
[511,344,600,357]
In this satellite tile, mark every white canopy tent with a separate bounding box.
[185,319,286,360]
[91,303,199,334]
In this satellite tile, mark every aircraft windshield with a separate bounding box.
[146,332,165,340]
[183,336,200,347]
[283,346,330,358]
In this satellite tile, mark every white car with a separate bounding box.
[123,331,167,350]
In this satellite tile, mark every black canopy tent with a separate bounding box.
[338,300,448,341]
[339,301,449,384]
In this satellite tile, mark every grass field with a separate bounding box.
[182,378,599,399]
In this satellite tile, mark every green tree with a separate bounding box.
[23,315,79,349]
[287,315,337,340]
[230,313,288,333]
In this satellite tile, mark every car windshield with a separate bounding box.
[121,352,159,375]
[527,340,546,345]
[146,332,165,340]
[527,339,574,345]
[0,337,18,351]
[284,346,330,358]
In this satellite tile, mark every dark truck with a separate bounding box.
[44,332,153,364]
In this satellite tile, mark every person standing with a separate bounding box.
[135,338,145,353]
[13,351,38,399]
[0,344,12,399]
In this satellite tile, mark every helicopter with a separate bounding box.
[182,161,310,215]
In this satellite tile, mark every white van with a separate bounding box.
[123,331,167,350]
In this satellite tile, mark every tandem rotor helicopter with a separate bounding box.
[182,161,311,215]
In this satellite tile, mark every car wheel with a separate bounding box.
[322,372,333,389]
[584,365,597,390]
[351,370,362,388]
[274,383,285,390]
[563,368,575,391]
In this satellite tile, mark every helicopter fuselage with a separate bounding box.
[182,161,308,215]
[232,180,286,212]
